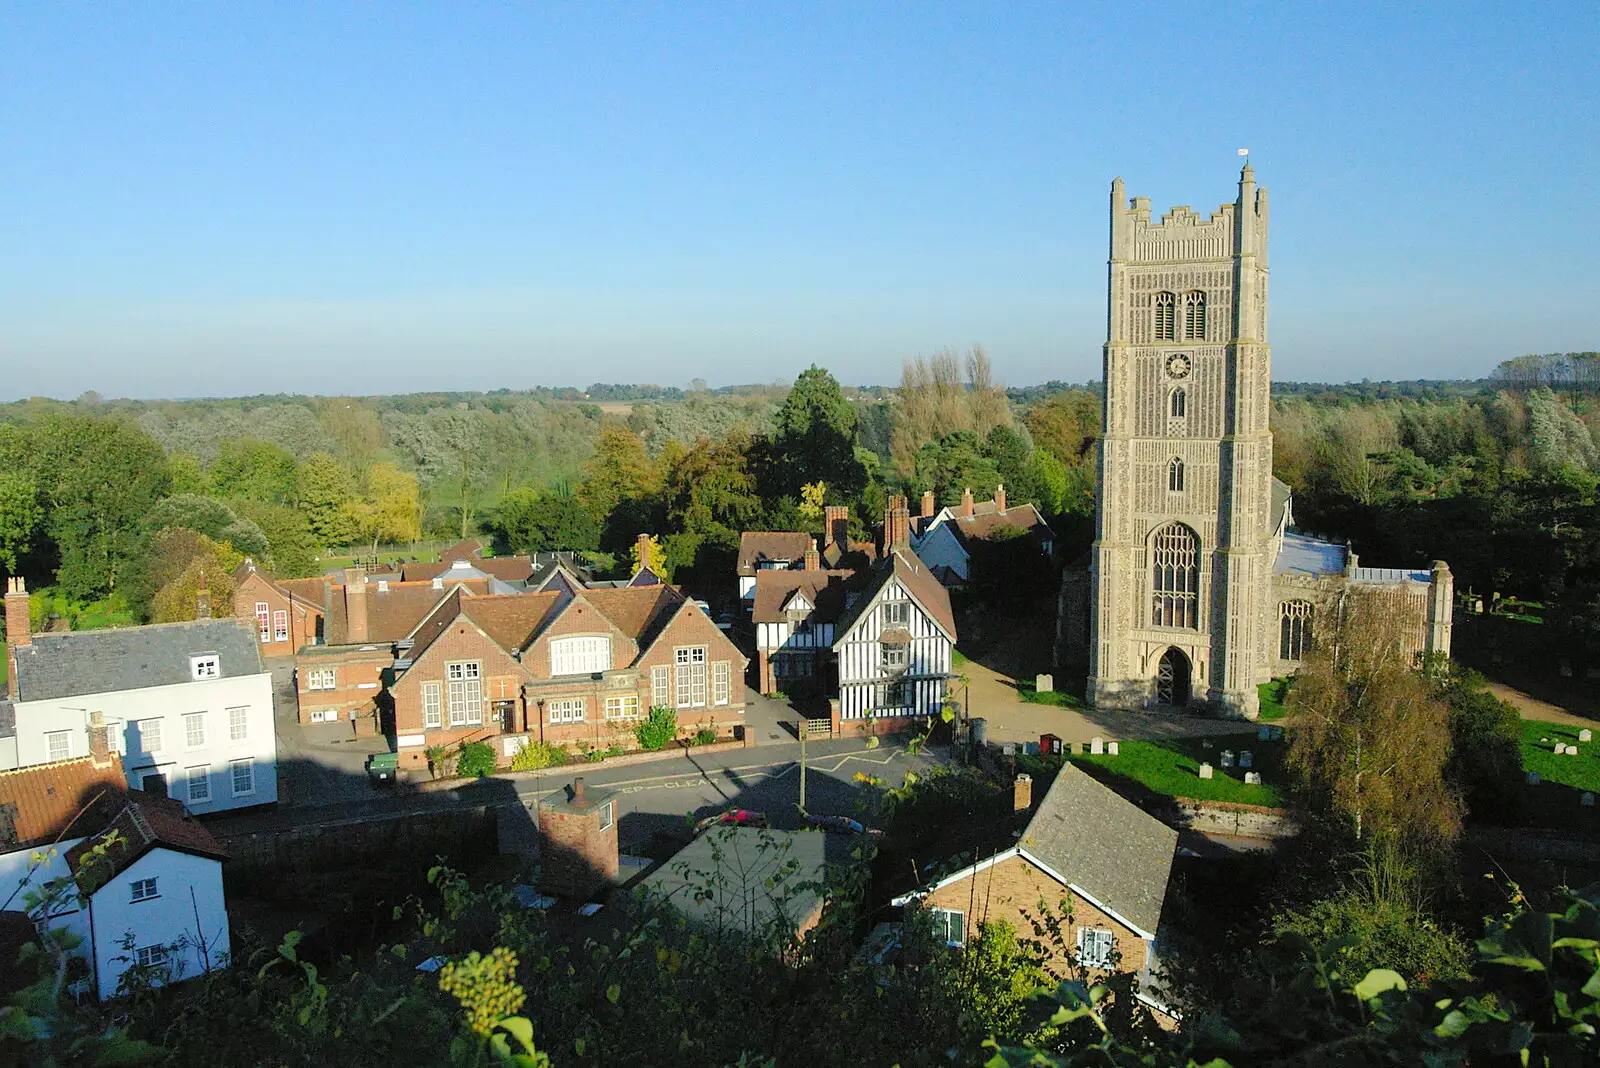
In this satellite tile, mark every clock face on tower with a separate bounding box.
[1165,354,1192,379]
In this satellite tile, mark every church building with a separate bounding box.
[1078,166,1453,718]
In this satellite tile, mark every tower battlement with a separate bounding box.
[1109,166,1268,266]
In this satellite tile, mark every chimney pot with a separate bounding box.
[995,482,1007,514]
[573,777,586,805]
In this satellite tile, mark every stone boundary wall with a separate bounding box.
[218,804,499,878]
[1163,797,1297,839]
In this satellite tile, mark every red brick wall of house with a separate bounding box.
[389,618,530,751]
[538,800,619,899]
[520,600,639,678]
[295,648,392,724]
[918,853,1149,976]
[235,573,322,659]
[633,605,748,731]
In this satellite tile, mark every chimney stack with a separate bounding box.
[960,488,975,518]
[88,710,112,768]
[920,490,935,519]
[994,483,1006,514]
[343,567,369,643]
[824,505,849,554]
[885,498,912,554]
[1013,773,1033,813]
[572,776,586,805]
[195,571,212,620]
[5,577,29,686]
[635,533,653,573]
[803,541,820,571]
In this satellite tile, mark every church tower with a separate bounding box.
[1088,165,1272,717]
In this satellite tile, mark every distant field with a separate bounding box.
[593,401,637,414]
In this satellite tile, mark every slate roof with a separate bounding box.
[737,532,814,576]
[635,828,827,938]
[67,794,227,895]
[831,550,957,642]
[1019,764,1177,937]
[10,619,264,701]
[750,570,858,624]
[1272,533,1348,578]
[0,755,128,848]
[0,701,14,741]
[1269,477,1292,536]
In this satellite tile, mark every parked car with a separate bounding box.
[694,809,769,835]
[804,814,880,836]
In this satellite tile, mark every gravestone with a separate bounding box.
[1220,750,1234,768]
[1584,792,1596,807]
[1198,763,1214,780]
[1035,674,1053,693]
[1556,743,1568,755]
[1258,725,1272,741]
[1002,743,1015,758]
[1582,729,1593,743]
[1244,772,1261,786]
[1567,747,1579,757]
[1240,750,1253,769]
[1107,741,1119,756]
[1090,737,1104,755]
[1527,771,1541,785]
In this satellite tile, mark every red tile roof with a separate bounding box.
[67,794,227,895]
[0,756,127,849]
[951,503,1053,545]
[737,532,815,576]
[325,578,492,645]
[750,570,859,624]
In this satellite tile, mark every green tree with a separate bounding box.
[577,425,660,524]
[147,494,269,557]
[915,431,1003,506]
[344,463,421,557]
[772,366,864,497]
[231,499,320,578]
[487,489,600,554]
[210,438,299,504]
[0,471,42,573]
[296,452,358,546]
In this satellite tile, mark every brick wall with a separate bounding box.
[521,601,639,678]
[918,853,1148,976]
[295,648,391,724]
[634,603,748,726]
[538,796,619,899]
[235,573,322,660]
[390,618,529,748]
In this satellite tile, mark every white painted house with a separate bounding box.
[4,613,278,814]
[0,748,230,1000]
[913,484,1055,586]
[831,551,957,722]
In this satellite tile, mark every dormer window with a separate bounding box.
[550,635,612,676]
[190,655,220,681]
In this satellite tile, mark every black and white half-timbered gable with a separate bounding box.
[831,550,957,722]
[750,568,855,695]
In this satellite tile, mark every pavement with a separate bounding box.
[267,660,389,808]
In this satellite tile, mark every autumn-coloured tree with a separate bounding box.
[343,463,421,556]
[890,346,1010,480]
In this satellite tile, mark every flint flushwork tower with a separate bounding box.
[1089,164,1271,717]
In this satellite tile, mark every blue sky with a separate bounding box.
[2,3,1596,400]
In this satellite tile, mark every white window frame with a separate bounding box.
[605,694,640,720]
[272,609,288,643]
[675,646,707,709]
[422,682,443,729]
[230,758,255,797]
[228,706,248,742]
[446,661,483,726]
[255,601,271,642]
[883,600,909,627]
[599,800,614,832]
[651,665,669,708]
[1076,927,1115,969]
[881,643,908,670]
[186,766,210,802]
[45,730,71,762]
[712,661,730,706]
[548,698,585,725]
[138,718,163,754]
[930,907,965,946]
[135,945,170,968]
[183,712,206,748]
[550,635,612,676]
[190,655,220,680]
[130,877,159,902]
[307,668,337,691]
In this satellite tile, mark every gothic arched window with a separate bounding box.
[1184,291,1206,340]
[1169,387,1187,418]
[1167,457,1185,492]
[1150,523,1200,629]
[1280,600,1314,660]
[1154,292,1176,340]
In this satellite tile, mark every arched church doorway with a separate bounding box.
[1156,647,1191,706]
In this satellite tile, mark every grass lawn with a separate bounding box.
[1521,720,1600,792]
[1020,731,1286,808]
[1257,679,1291,721]
[1015,676,1086,709]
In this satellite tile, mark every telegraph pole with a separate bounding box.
[798,717,807,812]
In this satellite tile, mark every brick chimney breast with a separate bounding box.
[960,488,974,518]
[803,542,820,571]
[343,568,369,643]
[995,482,1006,514]
[921,490,935,519]
[88,710,112,768]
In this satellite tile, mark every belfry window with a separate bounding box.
[1280,601,1314,660]
[1170,387,1187,418]
[1184,291,1206,340]
[1167,457,1185,492]
[1150,523,1200,629]
[1154,292,1176,340]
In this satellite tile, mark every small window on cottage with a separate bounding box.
[307,668,336,691]
[1168,457,1185,493]
[1154,291,1176,340]
[184,712,206,748]
[1169,387,1187,419]
[190,655,220,681]
[134,945,170,968]
[548,698,585,724]
[130,878,159,902]
[605,694,640,720]
[929,908,965,946]
[1076,927,1115,969]
[881,643,908,670]
[228,707,248,742]
[1184,290,1206,340]
[138,718,163,753]
[599,801,614,832]
[45,730,71,762]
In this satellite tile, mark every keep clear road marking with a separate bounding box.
[547,745,915,798]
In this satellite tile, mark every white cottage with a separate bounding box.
[913,484,1055,587]
[4,589,278,814]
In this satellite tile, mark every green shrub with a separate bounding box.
[509,741,568,771]
[635,706,678,751]
[455,740,497,779]
[693,726,717,745]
